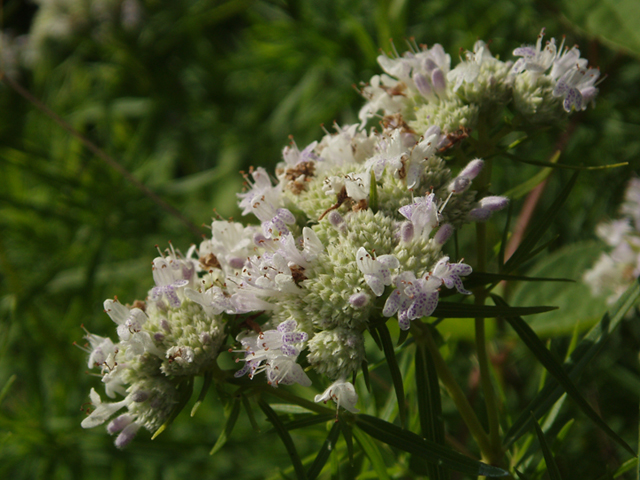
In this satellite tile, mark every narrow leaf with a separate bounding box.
[505,279,640,446]
[355,414,509,477]
[282,414,336,432]
[499,200,514,269]
[464,271,574,287]
[340,421,355,466]
[191,370,214,417]
[433,302,557,318]
[368,325,383,350]
[504,151,627,170]
[210,397,241,455]
[594,458,637,480]
[361,360,372,393]
[415,344,449,480]
[503,171,578,274]
[307,421,341,480]
[352,424,392,480]
[377,323,407,427]
[259,399,307,480]
[241,394,261,433]
[531,413,563,480]
[271,404,316,415]
[397,327,410,347]
[0,375,16,404]
[493,294,635,456]
[514,469,532,480]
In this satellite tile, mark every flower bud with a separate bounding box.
[459,159,484,180]
[349,292,369,308]
[107,414,133,434]
[434,223,454,245]
[413,72,432,98]
[431,68,446,93]
[480,195,509,211]
[115,422,141,449]
[328,210,347,234]
[400,221,415,243]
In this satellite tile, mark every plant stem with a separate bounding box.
[474,124,503,466]
[412,320,493,459]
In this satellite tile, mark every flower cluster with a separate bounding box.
[81,30,599,448]
[360,29,600,132]
[584,178,640,305]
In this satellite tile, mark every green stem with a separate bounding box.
[258,385,335,416]
[412,320,493,459]
[474,126,503,466]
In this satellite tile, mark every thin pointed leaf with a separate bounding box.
[241,394,261,433]
[594,458,637,480]
[465,272,574,287]
[493,294,635,455]
[377,323,407,427]
[0,375,16,404]
[191,370,214,417]
[415,344,449,480]
[504,279,640,447]
[498,200,513,270]
[361,360,372,393]
[282,414,336,432]
[352,424,392,480]
[503,171,578,274]
[340,421,355,466]
[368,325,383,350]
[531,413,563,480]
[397,327,410,347]
[355,414,508,477]
[307,421,341,480]
[258,399,307,480]
[502,160,554,200]
[514,469,532,480]
[504,151,627,170]
[432,302,557,318]
[210,397,241,455]
[271,404,317,415]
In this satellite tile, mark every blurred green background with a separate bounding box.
[1,0,640,478]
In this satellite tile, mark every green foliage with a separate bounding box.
[2,0,640,479]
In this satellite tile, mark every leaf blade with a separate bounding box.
[258,399,307,480]
[531,413,563,480]
[355,414,509,477]
[377,323,407,427]
[210,397,242,455]
[307,421,341,480]
[504,278,640,447]
[493,294,634,455]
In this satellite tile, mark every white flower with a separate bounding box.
[399,193,440,238]
[103,298,148,341]
[314,378,359,413]
[282,140,318,166]
[184,285,234,316]
[233,320,310,387]
[431,256,473,295]
[447,40,494,91]
[150,257,189,307]
[81,388,131,429]
[355,247,399,296]
[383,271,441,330]
[512,28,558,77]
[84,332,118,372]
